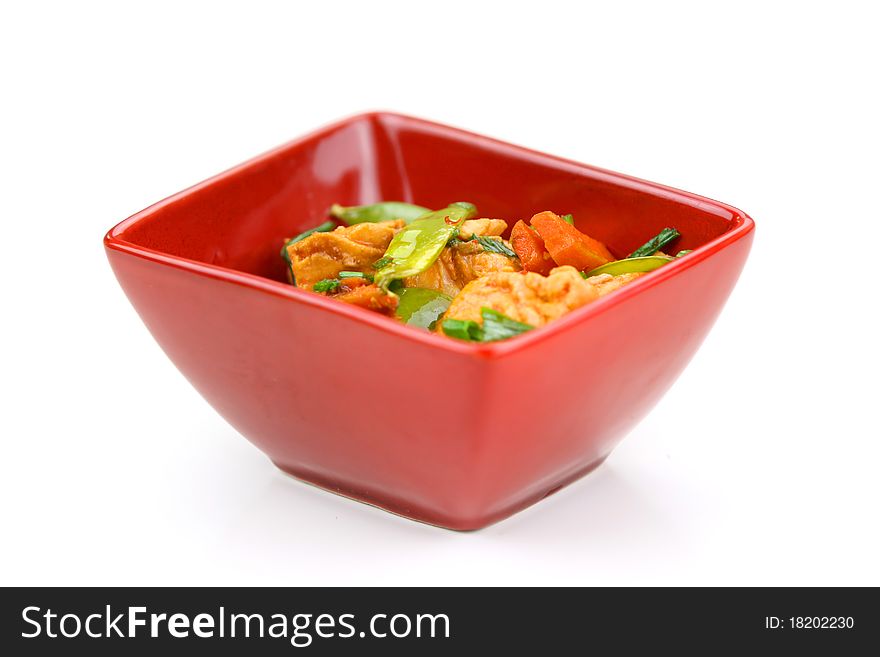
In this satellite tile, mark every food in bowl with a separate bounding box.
[282,201,691,341]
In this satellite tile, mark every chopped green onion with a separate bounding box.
[441,308,534,342]
[372,256,394,270]
[445,233,518,258]
[472,235,518,258]
[338,270,373,281]
[561,213,574,225]
[628,228,680,258]
[674,249,693,258]
[480,308,534,341]
[313,279,341,293]
[441,318,483,341]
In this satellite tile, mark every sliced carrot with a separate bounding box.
[510,220,555,276]
[529,211,614,271]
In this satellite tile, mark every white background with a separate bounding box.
[2,1,878,586]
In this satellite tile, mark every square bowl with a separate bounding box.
[105,112,754,530]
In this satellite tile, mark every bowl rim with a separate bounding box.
[104,110,755,360]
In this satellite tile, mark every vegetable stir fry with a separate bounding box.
[281,201,688,342]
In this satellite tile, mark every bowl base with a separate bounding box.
[271,455,609,531]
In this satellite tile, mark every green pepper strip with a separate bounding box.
[329,201,431,225]
[395,287,452,330]
[583,255,674,278]
[375,202,478,291]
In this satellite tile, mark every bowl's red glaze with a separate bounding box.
[105,112,754,530]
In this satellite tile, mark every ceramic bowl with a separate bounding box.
[105,112,754,529]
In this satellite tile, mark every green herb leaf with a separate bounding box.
[674,249,692,258]
[628,228,680,258]
[480,308,534,341]
[329,202,430,225]
[313,279,341,293]
[561,213,574,225]
[372,256,394,270]
[472,235,518,258]
[338,270,373,281]
[445,233,518,258]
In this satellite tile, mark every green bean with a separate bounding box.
[329,201,430,225]
[583,255,674,278]
[375,202,478,291]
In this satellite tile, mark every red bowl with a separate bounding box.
[105,112,754,530]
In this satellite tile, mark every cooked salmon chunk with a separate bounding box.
[442,266,644,327]
[457,219,508,239]
[332,278,398,315]
[583,272,644,296]
[404,239,520,297]
[286,220,405,290]
[441,266,593,327]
